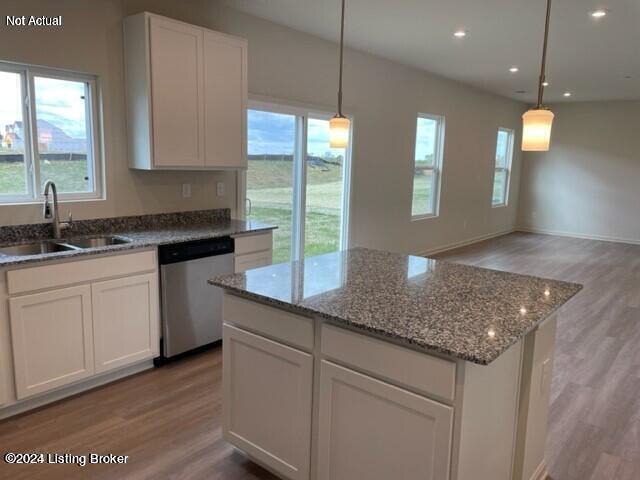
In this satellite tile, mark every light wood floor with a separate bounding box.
[1,232,638,479]
[434,232,640,480]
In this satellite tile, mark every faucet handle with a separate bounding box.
[68,212,73,224]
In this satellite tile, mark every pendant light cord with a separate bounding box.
[337,0,346,117]
[537,0,552,108]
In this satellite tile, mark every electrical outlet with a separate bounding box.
[182,183,191,198]
[216,181,225,197]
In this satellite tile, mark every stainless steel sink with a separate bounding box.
[0,241,77,256]
[65,236,131,249]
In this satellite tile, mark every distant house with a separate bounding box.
[1,120,86,153]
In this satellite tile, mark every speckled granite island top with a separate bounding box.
[210,247,582,365]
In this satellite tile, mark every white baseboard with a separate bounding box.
[416,229,515,257]
[516,226,640,246]
[0,360,154,420]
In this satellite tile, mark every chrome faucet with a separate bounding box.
[43,180,72,239]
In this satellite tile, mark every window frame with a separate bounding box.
[237,98,353,261]
[410,113,445,220]
[491,127,515,208]
[0,61,103,204]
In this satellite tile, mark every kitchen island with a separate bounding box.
[210,247,582,480]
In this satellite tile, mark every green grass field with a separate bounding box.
[247,159,344,263]
[0,158,89,194]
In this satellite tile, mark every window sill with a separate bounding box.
[0,196,106,207]
[491,203,508,209]
[411,213,439,222]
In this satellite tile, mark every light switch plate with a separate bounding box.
[182,183,191,198]
[216,181,225,197]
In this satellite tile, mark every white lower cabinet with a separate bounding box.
[317,360,453,480]
[3,250,160,407]
[9,285,95,399]
[92,273,159,374]
[223,324,313,480]
[234,250,272,273]
[233,231,273,273]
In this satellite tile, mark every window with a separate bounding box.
[241,102,352,263]
[411,114,445,218]
[0,62,101,203]
[492,128,514,206]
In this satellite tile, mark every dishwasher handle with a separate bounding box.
[158,237,234,265]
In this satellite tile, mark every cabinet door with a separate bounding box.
[223,324,312,480]
[203,30,247,168]
[317,360,453,480]
[149,16,204,167]
[234,250,273,273]
[92,273,159,374]
[9,285,94,399]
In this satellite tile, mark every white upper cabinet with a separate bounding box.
[124,12,248,170]
[203,30,247,168]
[149,16,204,168]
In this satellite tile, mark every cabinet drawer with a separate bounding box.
[234,250,272,273]
[7,250,156,295]
[321,324,456,402]
[233,232,272,255]
[223,293,313,351]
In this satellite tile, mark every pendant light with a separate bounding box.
[522,0,554,151]
[329,0,350,148]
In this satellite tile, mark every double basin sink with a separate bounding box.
[0,236,131,257]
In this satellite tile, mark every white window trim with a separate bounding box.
[237,98,353,260]
[0,61,103,205]
[491,127,515,208]
[411,113,445,221]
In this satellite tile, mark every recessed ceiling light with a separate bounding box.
[454,30,467,38]
[563,91,572,97]
[542,81,549,86]
[591,9,607,18]
[509,67,519,73]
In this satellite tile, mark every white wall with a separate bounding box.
[517,101,640,244]
[0,0,236,226]
[208,3,525,255]
[0,0,525,255]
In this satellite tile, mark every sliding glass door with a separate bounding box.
[244,104,351,264]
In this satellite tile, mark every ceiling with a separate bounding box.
[220,0,640,104]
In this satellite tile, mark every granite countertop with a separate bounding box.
[209,247,582,365]
[0,210,275,267]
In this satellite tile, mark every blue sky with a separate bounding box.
[248,109,347,157]
[0,72,87,140]
[248,109,436,160]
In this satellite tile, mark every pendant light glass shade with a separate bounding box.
[522,108,554,151]
[330,0,349,149]
[329,115,350,148]
[522,0,555,152]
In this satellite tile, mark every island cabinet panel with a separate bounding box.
[223,293,313,351]
[91,273,160,374]
[321,323,456,402]
[9,285,94,399]
[317,360,453,480]
[149,16,204,167]
[223,324,313,480]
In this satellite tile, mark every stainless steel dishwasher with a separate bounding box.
[158,236,234,359]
